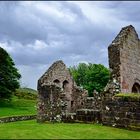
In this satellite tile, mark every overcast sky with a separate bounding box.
[1,1,140,89]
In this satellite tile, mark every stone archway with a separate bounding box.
[132,83,140,93]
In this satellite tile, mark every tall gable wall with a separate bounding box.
[108,25,140,93]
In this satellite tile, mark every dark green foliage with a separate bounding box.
[14,88,37,100]
[0,47,21,99]
[69,63,110,96]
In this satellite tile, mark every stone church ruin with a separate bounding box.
[37,25,140,130]
[37,60,89,122]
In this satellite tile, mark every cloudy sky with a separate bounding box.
[1,1,140,89]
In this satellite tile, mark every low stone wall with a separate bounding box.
[62,113,76,123]
[83,95,102,110]
[76,109,101,123]
[102,94,140,130]
[0,115,36,123]
[62,109,101,123]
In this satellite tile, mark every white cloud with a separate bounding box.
[0,42,13,52]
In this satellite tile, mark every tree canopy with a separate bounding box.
[0,47,21,99]
[69,63,110,96]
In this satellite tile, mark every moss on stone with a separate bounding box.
[115,93,140,99]
[128,125,140,131]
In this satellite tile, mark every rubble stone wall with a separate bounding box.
[0,115,36,123]
[71,87,88,112]
[82,92,102,110]
[37,85,66,123]
[102,93,140,130]
[62,109,101,123]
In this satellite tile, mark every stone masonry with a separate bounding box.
[108,25,140,93]
[102,94,140,131]
[102,25,140,130]
[37,60,88,122]
[0,115,36,123]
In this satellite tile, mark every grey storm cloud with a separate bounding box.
[0,1,140,89]
[0,2,48,44]
[0,1,113,65]
[101,1,140,22]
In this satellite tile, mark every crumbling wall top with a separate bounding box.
[109,25,139,48]
[39,60,66,80]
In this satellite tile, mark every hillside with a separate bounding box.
[14,88,37,100]
[18,88,38,94]
[0,88,37,117]
[0,96,36,117]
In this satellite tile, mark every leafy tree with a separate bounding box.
[0,47,21,99]
[69,63,110,96]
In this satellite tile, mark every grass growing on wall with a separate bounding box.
[115,93,140,99]
[0,120,139,139]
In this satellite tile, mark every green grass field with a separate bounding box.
[0,96,36,117]
[0,120,140,139]
[0,88,140,139]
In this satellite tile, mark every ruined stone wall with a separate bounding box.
[81,92,102,110]
[71,88,102,112]
[71,86,88,112]
[0,115,36,123]
[62,91,102,123]
[102,25,140,131]
[108,25,140,93]
[38,61,74,88]
[37,85,67,123]
[62,109,101,123]
[76,109,101,123]
[102,93,140,130]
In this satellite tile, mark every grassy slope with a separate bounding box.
[17,88,37,94]
[0,96,36,117]
[0,87,37,117]
[0,120,140,139]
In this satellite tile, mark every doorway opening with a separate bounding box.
[132,83,140,93]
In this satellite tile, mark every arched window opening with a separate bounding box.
[132,83,140,93]
[53,79,60,87]
[71,101,74,107]
[63,80,69,90]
